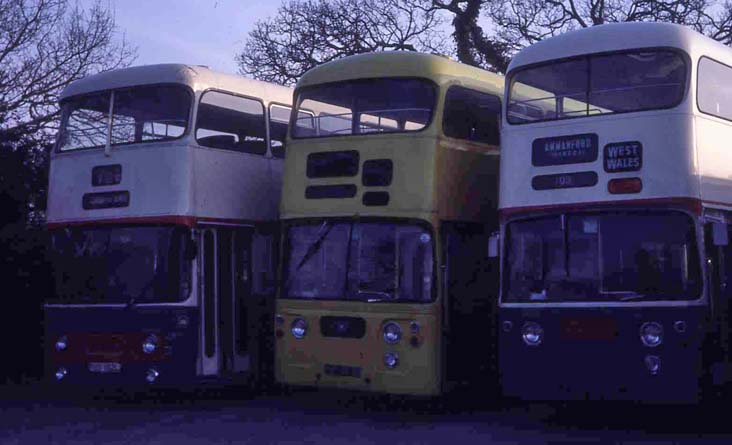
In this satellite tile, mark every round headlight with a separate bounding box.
[384,351,399,369]
[383,322,402,345]
[55,336,68,352]
[55,367,68,381]
[409,321,420,335]
[640,322,663,347]
[522,322,543,346]
[644,355,661,375]
[142,334,158,354]
[291,318,307,339]
[146,368,159,383]
[275,314,285,326]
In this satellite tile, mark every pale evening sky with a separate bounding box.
[85,0,284,74]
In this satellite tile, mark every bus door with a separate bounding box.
[200,227,255,377]
[706,219,732,385]
[442,222,498,388]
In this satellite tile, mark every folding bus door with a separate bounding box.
[199,227,254,377]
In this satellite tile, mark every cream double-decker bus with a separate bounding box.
[275,52,503,396]
[45,64,293,387]
[498,22,732,402]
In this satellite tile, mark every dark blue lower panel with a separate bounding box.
[498,306,707,402]
[45,306,199,387]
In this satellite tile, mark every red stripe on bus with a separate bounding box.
[499,197,704,220]
[46,215,266,229]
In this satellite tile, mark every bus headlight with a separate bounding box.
[142,334,158,354]
[383,322,402,345]
[146,368,159,383]
[291,318,307,339]
[522,322,543,346]
[55,336,68,351]
[644,355,661,375]
[384,351,399,369]
[55,367,68,381]
[640,322,663,347]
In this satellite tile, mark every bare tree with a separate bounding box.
[0,0,135,144]
[237,0,447,86]
[431,0,511,72]
[484,0,732,52]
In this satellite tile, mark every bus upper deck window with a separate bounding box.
[507,50,686,124]
[292,78,436,138]
[111,85,191,145]
[196,91,266,155]
[57,92,111,151]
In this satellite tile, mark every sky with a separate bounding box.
[86,0,284,74]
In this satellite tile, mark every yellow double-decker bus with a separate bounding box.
[275,52,504,396]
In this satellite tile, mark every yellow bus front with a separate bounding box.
[274,52,502,396]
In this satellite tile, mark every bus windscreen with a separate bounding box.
[291,78,436,138]
[283,221,434,302]
[503,211,701,302]
[507,50,686,124]
[48,226,192,305]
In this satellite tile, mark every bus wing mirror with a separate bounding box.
[488,232,500,258]
[713,222,729,246]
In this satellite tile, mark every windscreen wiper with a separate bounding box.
[356,290,394,303]
[126,277,157,309]
[284,221,334,291]
[619,293,648,302]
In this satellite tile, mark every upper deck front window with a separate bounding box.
[57,85,191,151]
[507,50,686,124]
[291,78,436,138]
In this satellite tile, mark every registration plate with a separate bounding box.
[88,362,122,373]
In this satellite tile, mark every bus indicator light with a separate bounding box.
[608,178,642,194]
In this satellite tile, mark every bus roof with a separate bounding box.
[508,22,727,72]
[60,63,293,103]
[296,51,503,90]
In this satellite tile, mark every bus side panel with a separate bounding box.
[436,142,499,222]
[192,147,277,222]
[696,114,732,207]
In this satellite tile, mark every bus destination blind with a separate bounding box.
[91,164,122,186]
[532,133,598,166]
[82,191,130,209]
[532,171,598,190]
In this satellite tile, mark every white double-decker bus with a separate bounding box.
[498,23,732,402]
[44,64,293,387]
